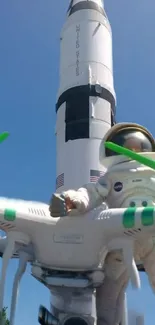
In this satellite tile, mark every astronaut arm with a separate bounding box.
[62,178,110,214]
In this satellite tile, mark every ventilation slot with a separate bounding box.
[0,221,15,231]
[28,208,46,216]
[124,228,141,237]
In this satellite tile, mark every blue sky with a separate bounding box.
[0,0,155,323]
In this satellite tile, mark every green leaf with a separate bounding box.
[0,307,10,324]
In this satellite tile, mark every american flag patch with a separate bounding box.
[90,169,105,183]
[56,173,64,189]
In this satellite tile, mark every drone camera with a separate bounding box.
[38,305,58,325]
[63,317,89,325]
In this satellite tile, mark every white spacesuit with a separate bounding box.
[49,122,155,325]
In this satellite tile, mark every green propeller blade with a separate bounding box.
[0,132,9,144]
[105,141,155,170]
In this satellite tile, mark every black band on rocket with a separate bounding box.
[56,84,116,142]
[56,85,115,114]
[68,1,105,16]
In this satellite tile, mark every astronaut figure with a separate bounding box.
[49,122,155,325]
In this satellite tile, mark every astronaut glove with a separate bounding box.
[49,193,67,218]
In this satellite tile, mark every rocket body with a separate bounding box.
[55,0,116,191]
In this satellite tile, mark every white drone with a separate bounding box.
[0,132,147,325]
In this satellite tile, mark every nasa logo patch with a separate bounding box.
[114,182,123,192]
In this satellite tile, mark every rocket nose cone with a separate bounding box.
[67,0,104,15]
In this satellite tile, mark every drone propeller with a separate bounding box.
[0,132,9,144]
[105,141,155,170]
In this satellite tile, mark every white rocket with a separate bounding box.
[0,2,144,325]
[55,0,116,191]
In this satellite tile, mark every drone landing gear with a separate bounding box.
[0,231,31,325]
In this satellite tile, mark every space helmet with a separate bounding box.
[99,122,155,166]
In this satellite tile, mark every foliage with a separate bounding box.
[0,307,9,324]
